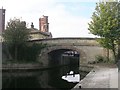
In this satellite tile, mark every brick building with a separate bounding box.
[29,15,52,40]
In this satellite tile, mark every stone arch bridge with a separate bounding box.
[29,38,112,67]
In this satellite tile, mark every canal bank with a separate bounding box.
[2,63,50,71]
[73,63,118,89]
[2,63,76,71]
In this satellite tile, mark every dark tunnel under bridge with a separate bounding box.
[48,49,80,66]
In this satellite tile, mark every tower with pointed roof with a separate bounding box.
[0,8,5,34]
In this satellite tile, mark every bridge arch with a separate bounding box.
[38,45,87,67]
[29,38,113,67]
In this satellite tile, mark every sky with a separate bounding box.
[0,0,100,38]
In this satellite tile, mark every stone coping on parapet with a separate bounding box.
[28,37,100,42]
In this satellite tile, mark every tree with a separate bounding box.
[88,1,120,63]
[2,18,30,61]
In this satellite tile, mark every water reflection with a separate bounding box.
[2,65,87,89]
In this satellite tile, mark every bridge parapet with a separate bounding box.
[29,38,100,46]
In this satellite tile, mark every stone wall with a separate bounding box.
[29,38,113,66]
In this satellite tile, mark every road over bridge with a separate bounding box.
[29,38,113,67]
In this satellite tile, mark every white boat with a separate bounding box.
[62,71,80,83]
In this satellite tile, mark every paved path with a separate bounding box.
[118,60,120,89]
[73,64,118,89]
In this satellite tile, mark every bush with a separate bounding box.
[95,55,104,63]
[95,55,115,63]
[18,43,46,62]
[4,43,47,62]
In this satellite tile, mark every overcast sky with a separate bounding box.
[0,0,99,38]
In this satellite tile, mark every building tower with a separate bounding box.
[0,8,5,34]
[39,15,49,32]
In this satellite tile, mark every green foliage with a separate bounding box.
[3,18,30,46]
[88,1,120,62]
[95,55,112,63]
[95,55,104,63]
[97,38,114,50]
[8,43,46,62]
[88,2,119,37]
[2,18,47,63]
[20,43,46,62]
[2,18,30,60]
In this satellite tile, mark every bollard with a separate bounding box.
[79,84,81,89]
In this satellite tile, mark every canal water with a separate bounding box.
[2,65,88,89]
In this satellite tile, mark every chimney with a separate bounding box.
[31,22,34,28]
[39,15,49,32]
